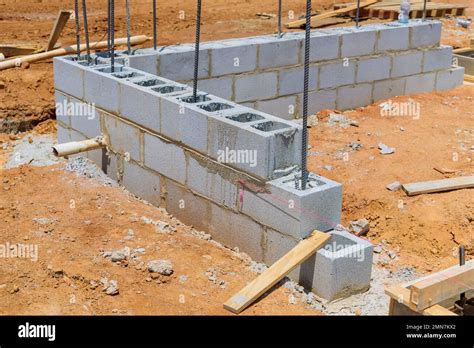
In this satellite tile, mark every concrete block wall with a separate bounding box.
[123,20,463,121]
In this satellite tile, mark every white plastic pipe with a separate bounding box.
[53,136,106,157]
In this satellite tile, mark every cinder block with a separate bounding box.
[257,95,298,120]
[357,56,391,83]
[301,89,337,115]
[143,133,186,184]
[240,172,342,239]
[209,203,264,261]
[279,66,318,96]
[310,32,340,62]
[373,78,406,101]
[258,37,301,69]
[391,51,423,78]
[435,67,465,91]
[341,28,376,58]
[210,42,257,77]
[128,52,159,75]
[319,60,356,89]
[337,84,372,110]
[405,72,436,94]
[69,128,104,165]
[159,47,210,81]
[55,91,70,127]
[186,155,239,210]
[164,179,211,233]
[68,96,101,138]
[123,160,161,206]
[84,65,123,114]
[423,45,453,72]
[57,123,70,144]
[409,20,441,48]
[234,72,278,103]
[300,230,373,301]
[118,79,162,133]
[376,24,409,52]
[53,57,85,99]
[191,76,234,101]
[264,229,300,279]
[103,114,141,161]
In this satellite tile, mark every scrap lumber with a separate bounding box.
[0,35,150,71]
[285,0,380,29]
[402,176,474,196]
[0,45,38,58]
[224,231,331,314]
[46,10,73,52]
[409,260,474,311]
[464,74,474,83]
[385,285,456,316]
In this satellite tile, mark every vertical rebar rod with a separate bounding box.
[301,0,311,190]
[82,0,91,63]
[278,0,282,38]
[107,0,111,54]
[422,0,427,21]
[153,0,157,50]
[126,0,132,54]
[459,245,466,305]
[356,0,361,28]
[111,0,115,72]
[193,0,202,102]
[74,0,81,60]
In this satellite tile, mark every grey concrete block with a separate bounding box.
[319,60,356,89]
[191,76,234,101]
[103,114,142,161]
[357,56,391,83]
[68,96,101,138]
[391,51,423,78]
[159,47,210,81]
[258,38,301,69]
[240,172,342,239]
[234,72,278,103]
[118,79,161,133]
[257,95,298,120]
[209,203,264,261]
[423,45,453,72]
[84,66,122,114]
[128,52,159,75]
[210,43,257,77]
[409,20,441,48]
[279,66,318,96]
[337,84,372,110]
[143,133,186,184]
[435,67,465,91]
[376,24,409,52]
[123,160,161,206]
[53,57,85,99]
[164,179,211,232]
[310,32,340,62]
[55,91,70,127]
[405,72,436,95]
[300,230,373,301]
[57,123,70,144]
[186,155,239,210]
[341,29,376,58]
[69,128,104,165]
[264,229,300,279]
[301,89,337,115]
[373,78,406,101]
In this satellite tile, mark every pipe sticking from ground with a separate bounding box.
[52,136,107,157]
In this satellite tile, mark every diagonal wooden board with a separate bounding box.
[402,176,474,196]
[224,231,331,314]
[46,10,73,52]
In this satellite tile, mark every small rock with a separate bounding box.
[386,181,402,192]
[323,165,333,171]
[378,143,395,155]
[369,156,375,161]
[89,280,98,290]
[147,260,173,276]
[110,251,127,262]
[350,218,370,236]
[10,285,20,294]
[104,280,119,296]
[373,245,383,254]
[350,142,362,151]
[0,81,5,90]
[33,217,52,225]
[388,251,397,259]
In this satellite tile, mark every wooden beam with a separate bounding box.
[46,10,73,52]
[464,74,474,83]
[409,260,474,311]
[286,0,380,29]
[224,231,331,314]
[0,45,38,58]
[385,284,456,316]
[402,176,474,196]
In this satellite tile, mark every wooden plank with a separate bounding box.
[0,45,37,58]
[385,285,456,315]
[46,10,73,52]
[224,231,331,314]
[464,74,474,83]
[409,260,474,311]
[286,0,380,29]
[402,176,474,196]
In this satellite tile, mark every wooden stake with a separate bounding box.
[46,10,73,52]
